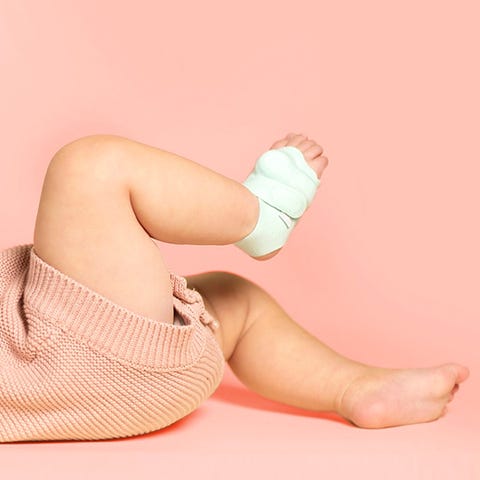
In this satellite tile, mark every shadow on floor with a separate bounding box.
[210,382,352,426]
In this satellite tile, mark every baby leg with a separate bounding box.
[33,134,260,323]
[33,132,326,319]
[185,271,470,429]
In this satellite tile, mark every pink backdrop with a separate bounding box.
[1,0,478,478]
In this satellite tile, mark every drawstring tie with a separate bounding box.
[169,273,220,333]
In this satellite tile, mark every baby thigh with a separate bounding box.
[33,136,174,324]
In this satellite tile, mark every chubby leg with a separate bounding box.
[33,132,326,323]
[33,134,262,324]
[185,271,470,429]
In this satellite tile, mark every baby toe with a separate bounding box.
[309,156,329,178]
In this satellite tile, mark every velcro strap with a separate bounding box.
[242,147,320,219]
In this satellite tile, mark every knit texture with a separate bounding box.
[0,244,225,442]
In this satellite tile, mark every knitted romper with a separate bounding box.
[0,243,225,442]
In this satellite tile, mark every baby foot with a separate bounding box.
[336,362,470,429]
[254,133,329,261]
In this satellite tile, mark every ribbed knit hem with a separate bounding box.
[23,246,208,372]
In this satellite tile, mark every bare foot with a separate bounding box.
[335,363,470,429]
[254,132,329,261]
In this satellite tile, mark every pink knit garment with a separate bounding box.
[0,244,225,442]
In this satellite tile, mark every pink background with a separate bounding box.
[1,0,478,477]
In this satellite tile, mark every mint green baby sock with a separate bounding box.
[235,146,321,258]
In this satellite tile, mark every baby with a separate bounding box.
[0,132,469,442]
